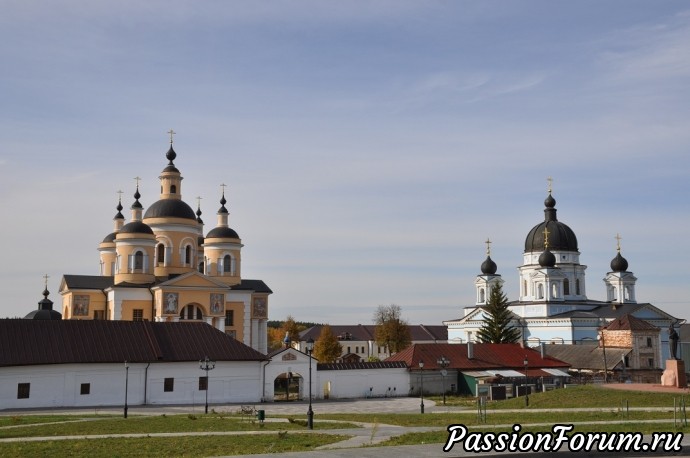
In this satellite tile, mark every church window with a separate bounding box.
[647,337,652,348]
[537,284,544,299]
[94,310,105,320]
[575,279,581,295]
[17,383,30,399]
[80,383,90,395]
[225,310,234,326]
[184,245,192,265]
[180,304,203,320]
[133,309,144,321]
[156,244,165,266]
[479,288,485,303]
[612,286,618,300]
[164,378,174,392]
[134,251,144,270]
[199,376,208,391]
[223,255,232,274]
[523,280,528,297]
[198,261,204,273]
[552,283,558,298]
[648,358,654,367]
[563,278,570,295]
[347,346,351,354]
[170,184,177,194]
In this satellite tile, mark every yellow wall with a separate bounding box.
[120,300,154,321]
[62,291,107,320]
[224,301,245,340]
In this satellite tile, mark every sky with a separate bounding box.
[1,1,690,326]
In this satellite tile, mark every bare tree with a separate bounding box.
[373,304,411,355]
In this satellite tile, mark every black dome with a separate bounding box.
[206,226,240,239]
[480,256,497,275]
[524,193,578,252]
[539,248,556,267]
[144,199,197,220]
[119,221,154,235]
[610,252,629,272]
[24,309,62,320]
[102,232,117,243]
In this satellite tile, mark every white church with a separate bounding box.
[444,186,682,357]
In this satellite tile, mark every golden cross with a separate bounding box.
[134,176,142,188]
[485,238,492,256]
[547,176,553,193]
[167,129,176,144]
[615,233,622,252]
[43,274,49,289]
[543,227,550,249]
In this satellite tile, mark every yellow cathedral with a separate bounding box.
[58,139,271,353]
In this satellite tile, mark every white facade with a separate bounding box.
[1,361,264,410]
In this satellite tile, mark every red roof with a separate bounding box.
[605,314,659,332]
[0,320,267,367]
[385,343,569,371]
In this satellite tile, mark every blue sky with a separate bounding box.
[1,1,690,325]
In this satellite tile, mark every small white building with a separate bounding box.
[0,320,267,410]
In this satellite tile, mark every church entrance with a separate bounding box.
[273,372,303,402]
[179,303,204,321]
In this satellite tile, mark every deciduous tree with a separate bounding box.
[373,304,411,354]
[313,324,342,363]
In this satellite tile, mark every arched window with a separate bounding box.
[184,245,192,265]
[223,255,232,274]
[156,244,165,265]
[134,251,144,270]
[552,283,558,298]
[479,288,485,303]
[179,304,203,320]
[575,279,581,295]
[170,185,177,194]
[537,283,544,299]
[563,278,570,295]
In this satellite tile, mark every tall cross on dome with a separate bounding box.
[543,227,551,249]
[43,274,49,289]
[485,238,492,256]
[196,196,202,207]
[547,176,553,194]
[615,233,622,252]
[168,129,176,145]
[134,176,142,188]
[117,190,124,201]
[220,183,227,195]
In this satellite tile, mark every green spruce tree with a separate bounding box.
[476,282,521,343]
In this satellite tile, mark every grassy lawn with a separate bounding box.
[0,415,102,427]
[319,409,678,428]
[0,433,349,457]
[429,384,690,410]
[0,414,357,439]
[380,423,690,447]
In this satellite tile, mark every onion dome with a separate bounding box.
[539,247,556,267]
[524,192,578,252]
[24,286,62,320]
[206,191,240,239]
[163,145,179,173]
[218,193,228,214]
[120,188,154,234]
[610,252,629,272]
[196,204,204,225]
[103,197,125,242]
[481,256,497,275]
[131,187,143,209]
